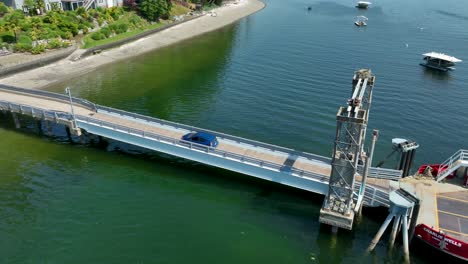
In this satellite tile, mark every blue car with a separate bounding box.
[182,132,219,147]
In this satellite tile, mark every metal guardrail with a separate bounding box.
[437,149,468,182]
[97,105,331,163]
[0,99,390,207]
[0,84,401,179]
[97,105,402,181]
[357,166,403,180]
[76,114,329,183]
[0,101,73,122]
[0,84,97,111]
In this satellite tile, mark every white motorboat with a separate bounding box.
[420,52,462,71]
[354,16,368,27]
[356,1,371,9]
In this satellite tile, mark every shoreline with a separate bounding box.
[0,0,265,89]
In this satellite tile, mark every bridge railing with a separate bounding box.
[436,149,468,182]
[76,114,330,183]
[0,99,389,207]
[0,85,400,177]
[0,100,73,122]
[0,84,97,111]
[97,105,332,163]
[99,103,402,180]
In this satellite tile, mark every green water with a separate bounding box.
[2,0,468,263]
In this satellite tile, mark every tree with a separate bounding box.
[23,0,35,15]
[123,0,138,10]
[1,10,24,42]
[0,2,10,17]
[139,0,169,21]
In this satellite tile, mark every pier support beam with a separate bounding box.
[11,112,20,129]
[367,189,418,263]
[388,214,401,249]
[367,213,395,252]
[402,214,410,263]
[45,120,53,136]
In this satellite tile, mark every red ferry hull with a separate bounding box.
[414,224,468,261]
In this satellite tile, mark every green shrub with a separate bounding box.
[31,44,46,54]
[100,27,111,38]
[19,20,32,31]
[17,35,32,44]
[61,41,70,48]
[76,7,86,16]
[57,21,79,36]
[109,23,118,32]
[14,42,32,52]
[88,9,97,18]
[0,2,10,16]
[0,32,15,43]
[59,31,73,39]
[97,17,104,26]
[90,32,105,40]
[115,23,128,34]
[47,38,62,49]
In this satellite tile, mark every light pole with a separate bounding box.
[65,87,78,129]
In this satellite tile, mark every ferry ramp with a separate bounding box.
[0,85,403,207]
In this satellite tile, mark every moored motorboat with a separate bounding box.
[356,1,371,9]
[420,52,462,71]
[355,16,368,26]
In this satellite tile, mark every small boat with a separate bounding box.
[356,1,371,9]
[354,16,368,27]
[420,52,462,72]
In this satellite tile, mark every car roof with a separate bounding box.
[195,132,216,141]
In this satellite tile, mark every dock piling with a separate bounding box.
[11,112,20,129]
[388,214,401,249]
[367,213,395,252]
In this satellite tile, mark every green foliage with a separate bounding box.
[88,9,98,18]
[24,0,35,9]
[76,7,86,16]
[100,26,111,38]
[115,23,128,34]
[0,2,10,17]
[139,0,170,21]
[127,13,148,29]
[97,17,104,26]
[47,38,62,49]
[59,30,72,39]
[0,31,15,43]
[31,44,45,54]
[14,35,32,51]
[34,0,45,12]
[90,32,105,40]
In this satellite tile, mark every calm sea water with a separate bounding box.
[1,0,468,263]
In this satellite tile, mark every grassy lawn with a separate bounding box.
[83,22,164,49]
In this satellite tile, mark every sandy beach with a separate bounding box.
[0,0,264,89]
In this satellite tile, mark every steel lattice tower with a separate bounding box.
[319,69,375,230]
